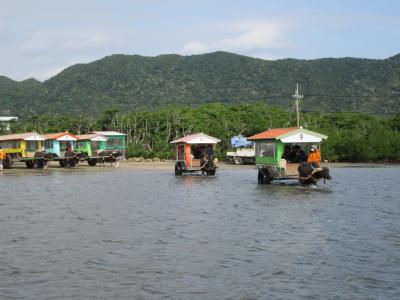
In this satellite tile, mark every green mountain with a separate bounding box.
[1,51,399,117]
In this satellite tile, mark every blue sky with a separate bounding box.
[1,0,399,81]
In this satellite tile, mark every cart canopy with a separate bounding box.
[248,127,327,143]
[170,132,220,145]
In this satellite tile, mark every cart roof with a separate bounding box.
[44,132,78,141]
[0,132,45,141]
[248,127,297,140]
[170,132,220,144]
[93,131,126,136]
[77,133,108,142]
[248,127,327,143]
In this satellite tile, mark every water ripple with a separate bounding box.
[0,166,399,299]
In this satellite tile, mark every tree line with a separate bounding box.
[5,102,400,162]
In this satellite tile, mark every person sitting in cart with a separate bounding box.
[281,145,291,161]
[0,146,5,170]
[192,145,213,161]
[307,145,321,167]
[66,142,72,152]
[294,145,307,162]
[207,145,214,159]
[193,145,202,159]
[286,145,297,162]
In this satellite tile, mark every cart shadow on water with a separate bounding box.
[173,171,217,187]
[258,179,333,194]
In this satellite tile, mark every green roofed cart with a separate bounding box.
[248,127,331,185]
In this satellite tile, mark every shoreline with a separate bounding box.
[0,160,398,174]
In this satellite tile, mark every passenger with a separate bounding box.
[66,142,72,152]
[287,146,297,162]
[207,145,214,159]
[294,145,307,162]
[200,146,207,158]
[193,146,202,159]
[0,146,5,170]
[307,145,321,167]
[281,145,291,161]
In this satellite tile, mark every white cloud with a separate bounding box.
[182,21,288,55]
[61,33,111,51]
[10,30,114,80]
[21,30,111,53]
[182,41,210,54]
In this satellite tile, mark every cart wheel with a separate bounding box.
[175,162,183,176]
[59,160,66,168]
[3,155,12,169]
[234,157,243,165]
[36,159,46,169]
[88,158,97,166]
[257,170,264,184]
[25,161,34,169]
[68,159,76,167]
[258,169,271,184]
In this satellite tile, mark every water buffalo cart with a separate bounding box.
[43,132,79,167]
[248,127,331,185]
[0,132,47,169]
[171,133,220,176]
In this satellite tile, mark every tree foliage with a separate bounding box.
[1,52,400,116]
[9,103,400,162]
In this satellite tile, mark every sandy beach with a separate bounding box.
[0,159,254,174]
[1,159,396,175]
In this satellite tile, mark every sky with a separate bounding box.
[1,0,399,81]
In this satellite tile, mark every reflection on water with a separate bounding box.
[0,166,399,299]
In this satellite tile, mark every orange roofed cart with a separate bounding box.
[248,127,331,185]
[247,84,332,185]
[170,133,220,176]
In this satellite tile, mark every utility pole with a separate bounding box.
[293,83,303,128]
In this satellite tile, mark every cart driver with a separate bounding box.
[0,146,5,170]
[307,145,321,167]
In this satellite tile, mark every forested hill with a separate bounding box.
[1,51,400,117]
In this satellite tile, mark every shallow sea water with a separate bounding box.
[0,165,399,299]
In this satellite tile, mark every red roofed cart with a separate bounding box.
[170,133,220,176]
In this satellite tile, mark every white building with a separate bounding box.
[0,116,18,131]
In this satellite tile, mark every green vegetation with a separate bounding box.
[9,103,400,162]
[1,51,400,116]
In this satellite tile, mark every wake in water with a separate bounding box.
[269,180,333,193]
